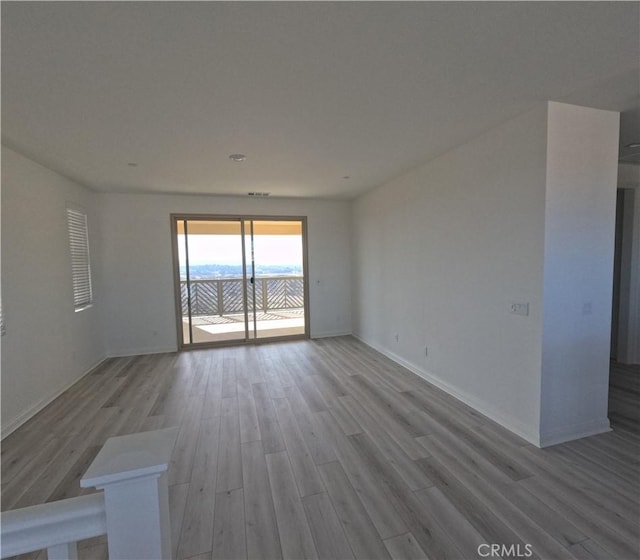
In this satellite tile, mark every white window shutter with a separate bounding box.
[66,207,93,310]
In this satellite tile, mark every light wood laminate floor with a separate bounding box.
[2,337,639,560]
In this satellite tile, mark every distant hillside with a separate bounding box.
[180,263,302,280]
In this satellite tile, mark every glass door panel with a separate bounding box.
[176,219,248,345]
[248,220,306,340]
[244,220,258,341]
[174,215,308,348]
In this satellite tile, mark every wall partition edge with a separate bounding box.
[170,215,185,351]
[170,213,311,351]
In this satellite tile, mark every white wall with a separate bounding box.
[626,186,640,363]
[353,106,549,444]
[352,102,620,447]
[539,102,620,446]
[1,146,105,434]
[616,164,640,364]
[99,193,352,356]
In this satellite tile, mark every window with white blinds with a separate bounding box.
[66,207,93,310]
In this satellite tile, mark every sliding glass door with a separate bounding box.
[172,215,308,348]
[245,220,306,340]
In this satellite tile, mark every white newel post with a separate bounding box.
[80,427,178,560]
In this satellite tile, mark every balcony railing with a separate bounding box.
[181,275,304,316]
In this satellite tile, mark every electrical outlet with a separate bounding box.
[510,302,529,316]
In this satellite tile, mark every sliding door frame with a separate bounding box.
[170,213,310,350]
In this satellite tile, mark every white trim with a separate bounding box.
[539,418,611,448]
[352,333,541,446]
[310,330,352,339]
[106,345,178,358]
[1,356,107,439]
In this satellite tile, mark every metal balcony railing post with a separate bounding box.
[284,277,290,309]
[217,279,224,316]
[262,278,268,312]
[191,281,197,315]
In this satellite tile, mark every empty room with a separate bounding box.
[1,2,639,560]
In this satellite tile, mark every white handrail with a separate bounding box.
[0,427,178,560]
[0,493,106,558]
[81,427,177,560]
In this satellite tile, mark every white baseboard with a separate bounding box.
[352,333,541,446]
[1,355,108,439]
[311,330,352,340]
[107,345,178,358]
[539,418,611,448]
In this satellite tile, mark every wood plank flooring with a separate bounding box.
[2,338,639,560]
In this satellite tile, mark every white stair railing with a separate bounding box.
[0,427,178,560]
[0,493,106,559]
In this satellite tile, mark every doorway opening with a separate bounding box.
[171,215,309,348]
[608,189,639,433]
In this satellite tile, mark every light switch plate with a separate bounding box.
[510,301,529,316]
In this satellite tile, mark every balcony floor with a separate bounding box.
[183,309,305,343]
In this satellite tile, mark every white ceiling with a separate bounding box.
[2,1,639,199]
